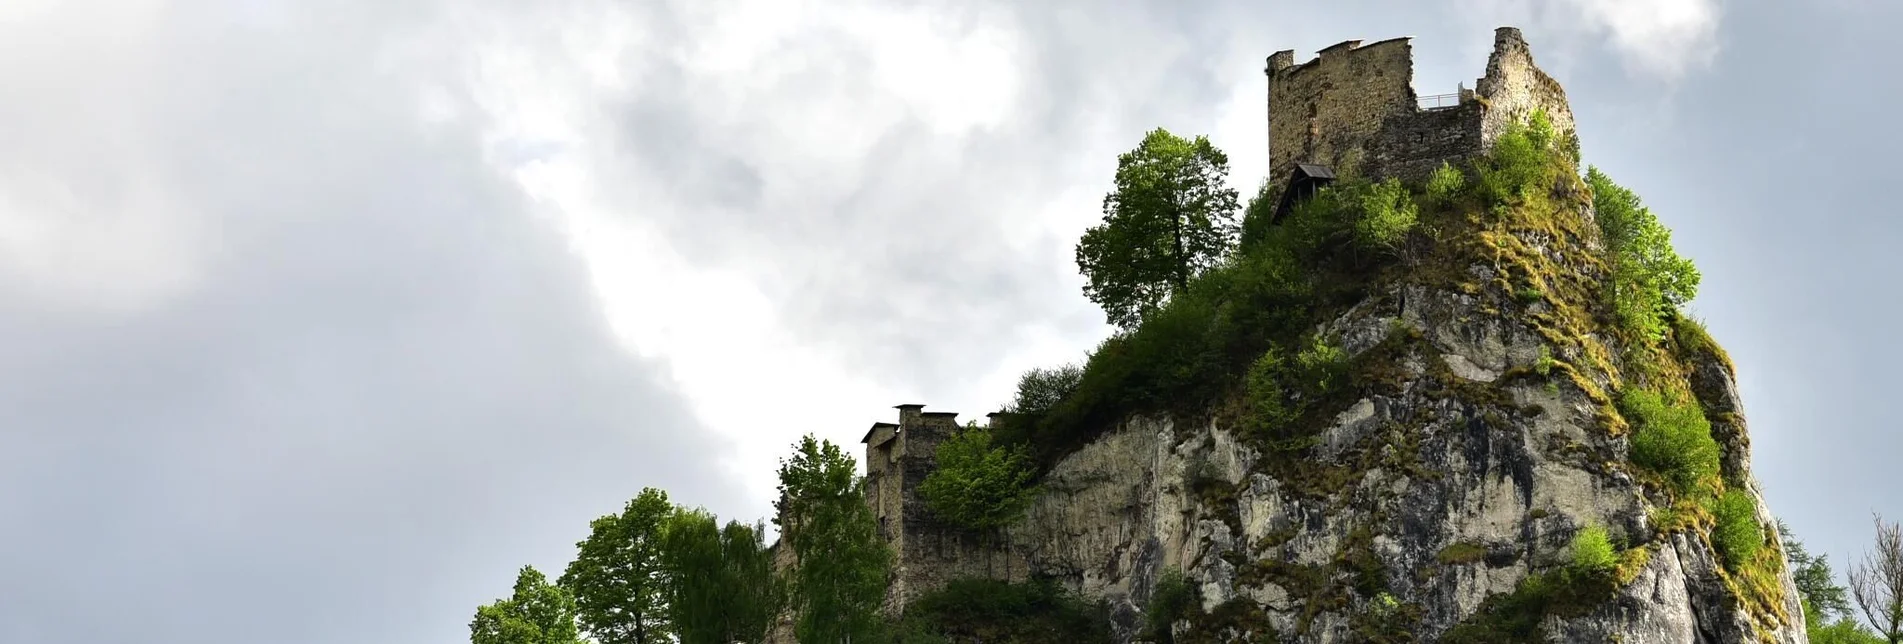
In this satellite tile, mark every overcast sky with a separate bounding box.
[1,0,1895,642]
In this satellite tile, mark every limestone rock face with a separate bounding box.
[977,284,1807,643]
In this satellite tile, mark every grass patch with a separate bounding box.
[1438,542,1489,566]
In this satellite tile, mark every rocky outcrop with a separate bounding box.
[955,279,1807,643]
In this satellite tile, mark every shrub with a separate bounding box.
[1351,178,1419,251]
[1710,489,1764,570]
[1534,346,1558,376]
[918,424,1039,530]
[1144,569,1196,643]
[895,578,1113,644]
[1476,111,1563,204]
[1238,178,1278,251]
[1244,347,1298,438]
[1620,388,1721,497]
[1425,162,1467,206]
[1570,525,1618,576]
[1008,364,1083,416]
[1295,333,1349,393]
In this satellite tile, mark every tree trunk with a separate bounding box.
[1171,205,1186,291]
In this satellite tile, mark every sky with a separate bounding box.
[0,0,1895,642]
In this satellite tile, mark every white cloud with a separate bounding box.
[1461,0,1723,81]
[448,0,1046,502]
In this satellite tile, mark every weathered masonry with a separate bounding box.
[1265,27,1574,192]
[860,405,1026,614]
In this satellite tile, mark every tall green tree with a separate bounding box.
[661,508,726,644]
[659,510,784,644]
[1076,128,1240,329]
[560,488,674,644]
[718,519,783,642]
[470,566,584,644]
[775,434,893,643]
[1585,166,1701,341]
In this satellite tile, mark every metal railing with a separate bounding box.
[1419,93,1462,110]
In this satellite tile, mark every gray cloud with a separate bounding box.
[2,0,1897,642]
[0,2,741,643]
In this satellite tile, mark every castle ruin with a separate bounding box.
[823,26,1581,623]
[1265,27,1574,191]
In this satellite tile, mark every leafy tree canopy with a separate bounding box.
[471,566,584,644]
[1076,128,1240,329]
[918,423,1040,530]
[560,487,674,644]
[775,435,892,644]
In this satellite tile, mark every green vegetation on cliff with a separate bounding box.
[886,578,1114,644]
[919,422,1040,530]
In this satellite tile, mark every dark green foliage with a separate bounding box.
[890,578,1114,644]
[1076,128,1242,329]
[1438,542,1489,565]
[1711,490,1765,571]
[659,511,782,644]
[471,566,585,644]
[1020,163,1433,467]
[1439,561,1620,643]
[1144,569,1196,643]
[775,435,893,644]
[1586,166,1701,342]
[1238,179,1278,250]
[1009,364,1083,416]
[1243,347,1298,439]
[918,424,1039,530]
[1620,388,1721,497]
[561,488,674,644]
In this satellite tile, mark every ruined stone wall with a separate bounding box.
[1474,27,1575,151]
[1267,37,1416,183]
[1264,28,1575,189]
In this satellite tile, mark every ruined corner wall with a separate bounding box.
[1474,27,1575,149]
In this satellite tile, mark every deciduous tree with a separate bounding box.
[1850,514,1903,643]
[918,423,1039,530]
[659,510,784,644]
[470,566,584,644]
[560,488,674,644]
[774,435,892,643]
[1076,128,1240,329]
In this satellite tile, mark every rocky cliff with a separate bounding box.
[877,173,1808,642]
[1002,281,1806,642]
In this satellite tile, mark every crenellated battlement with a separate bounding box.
[1265,27,1574,189]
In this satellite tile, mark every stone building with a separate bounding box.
[1265,27,1574,190]
[859,405,1027,615]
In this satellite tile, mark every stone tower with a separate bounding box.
[860,405,1026,615]
[1265,27,1575,188]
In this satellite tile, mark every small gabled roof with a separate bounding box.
[859,422,899,445]
[1293,163,1336,180]
[1270,163,1339,225]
